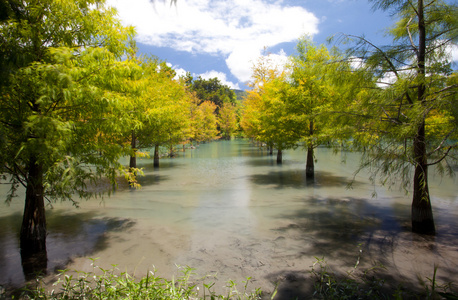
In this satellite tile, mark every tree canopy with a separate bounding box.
[187,75,237,111]
[0,0,136,262]
[240,0,457,235]
[341,0,458,234]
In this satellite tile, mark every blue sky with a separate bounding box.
[107,0,457,90]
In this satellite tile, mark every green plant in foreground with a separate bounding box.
[419,265,458,300]
[310,249,458,300]
[18,259,262,300]
[10,254,458,300]
[310,254,387,300]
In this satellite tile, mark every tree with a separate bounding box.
[259,74,303,163]
[289,38,347,179]
[242,56,303,163]
[342,0,458,235]
[0,0,135,269]
[190,100,220,143]
[119,57,190,169]
[185,75,238,139]
[137,65,192,167]
[218,102,238,140]
[188,76,237,112]
[240,89,263,143]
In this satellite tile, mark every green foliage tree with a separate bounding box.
[0,0,135,260]
[240,89,263,143]
[218,102,238,140]
[137,64,192,167]
[242,56,303,163]
[188,76,237,110]
[190,100,220,143]
[119,57,190,169]
[342,0,458,235]
[289,38,350,178]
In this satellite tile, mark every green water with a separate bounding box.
[1,140,457,296]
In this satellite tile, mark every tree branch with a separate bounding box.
[427,128,457,157]
[406,17,419,56]
[427,145,457,166]
[344,34,401,80]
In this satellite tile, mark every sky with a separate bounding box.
[106,0,458,90]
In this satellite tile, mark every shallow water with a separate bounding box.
[1,140,457,298]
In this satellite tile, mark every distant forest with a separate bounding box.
[233,89,248,102]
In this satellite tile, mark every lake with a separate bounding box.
[1,139,457,298]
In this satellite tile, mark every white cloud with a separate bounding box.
[198,70,241,90]
[265,49,289,71]
[172,66,188,79]
[225,48,290,84]
[107,0,319,85]
[226,47,290,86]
[348,56,365,69]
[447,43,458,65]
[225,46,261,84]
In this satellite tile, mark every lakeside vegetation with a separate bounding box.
[5,255,457,299]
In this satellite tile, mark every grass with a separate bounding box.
[15,259,262,300]
[4,251,457,299]
[309,251,458,300]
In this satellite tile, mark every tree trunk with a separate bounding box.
[154,144,159,168]
[21,156,46,252]
[276,149,282,164]
[129,130,136,169]
[411,125,435,235]
[411,0,435,235]
[20,156,48,278]
[305,119,314,179]
[306,146,314,179]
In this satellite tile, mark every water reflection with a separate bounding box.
[20,248,47,282]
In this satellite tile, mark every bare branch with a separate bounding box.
[406,17,419,55]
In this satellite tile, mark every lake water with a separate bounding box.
[1,139,457,298]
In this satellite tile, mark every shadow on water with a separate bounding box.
[136,174,170,187]
[137,160,185,171]
[263,196,458,299]
[269,196,397,260]
[245,157,278,167]
[0,210,135,290]
[250,170,362,189]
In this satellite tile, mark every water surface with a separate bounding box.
[1,140,457,298]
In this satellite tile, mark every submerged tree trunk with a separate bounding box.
[154,144,160,168]
[305,120,314,179]
[20,156,48,278]
[306,146,314,179]
[276,149,282,164]
[21,246,47,281]
[411,0,435,235]
[411,123,435,235]
[21,156,46,252]
[129,130,137,169]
